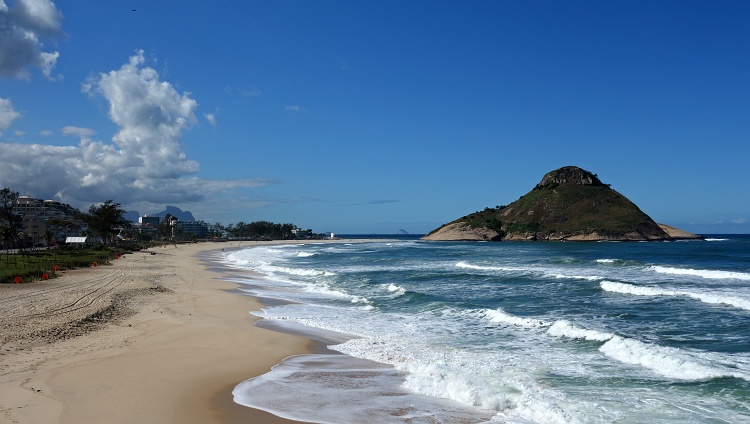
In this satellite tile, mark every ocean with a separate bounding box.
[214,235,750,423]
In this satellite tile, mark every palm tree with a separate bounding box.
[157,213,176,240]
[82,200,129,245]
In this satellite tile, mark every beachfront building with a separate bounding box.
[292,228,313,239]
[13,196,84,246]
[174,220,218,239]
[129,215,159,241]
[139,215,161,227]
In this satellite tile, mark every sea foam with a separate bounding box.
[233,354,496,424]
[331,337,580,424]
[456,261,522,273]
[458,261,601,282]
[484,308,550,328]
[650,265,750,281]
[599,336,750,381]
[601,281,750,311]
[384,283,406,297]
[547,320,614,342]
[546,320,750,382]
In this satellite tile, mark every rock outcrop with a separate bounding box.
[658,224,702,240]
[421,222,501,241]
[423,166,702,242]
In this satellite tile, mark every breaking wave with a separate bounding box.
[601,281,750,311]
[650,265,750,281]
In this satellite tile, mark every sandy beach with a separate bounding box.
[0,241,313,423]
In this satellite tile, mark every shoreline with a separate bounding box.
[0,241,325,423]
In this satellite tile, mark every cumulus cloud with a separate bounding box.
[0,0,63,79]
[204,112,217,126]
[0,97,21,136]
[0,50,269,211]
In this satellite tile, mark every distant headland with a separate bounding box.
[423,166,702,242]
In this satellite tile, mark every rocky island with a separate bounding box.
[423,166,702,242]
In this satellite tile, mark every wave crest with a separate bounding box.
[601,281,750,311]
[651,265,750,281]
[599,336,750,381]
[484,308,550,328]
[547,320,614,342]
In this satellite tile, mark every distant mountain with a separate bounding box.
[153,205,195,222]
[123,206,195,223]
[123,210,140,224]
[423,166,702,242]
[397,229,410,234]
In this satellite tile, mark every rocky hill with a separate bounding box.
[423,166,702,242]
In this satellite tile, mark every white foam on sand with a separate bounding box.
[233,354,495,424]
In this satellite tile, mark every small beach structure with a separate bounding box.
[65,236,88,247]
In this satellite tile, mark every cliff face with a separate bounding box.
[423,166,702,242]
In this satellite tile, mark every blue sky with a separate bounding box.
[1,0,748,234]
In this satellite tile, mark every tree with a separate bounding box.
[0,188,25,252]
[82,200,129,245]
[45,218,81,245]
[225,220,298,239]
[156,213,179,241]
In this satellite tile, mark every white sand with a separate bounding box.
[0,241,315,423]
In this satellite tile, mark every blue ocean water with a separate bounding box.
[218,235,750,423]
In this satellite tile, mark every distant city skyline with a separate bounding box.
[1,1,748,234]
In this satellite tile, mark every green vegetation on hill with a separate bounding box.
[427,166,671,241]
[463,183,660,238]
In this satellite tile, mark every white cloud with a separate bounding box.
[13,0,61,34]
[61,125,94,138]
[285,105,302,112]
[83,50,200,179]
[731,218,747,224]
[0,50,270,212]
[0,97,21,136]
[225,86,260,97]
[38,50,59,78]
[0,0,63,79]
[39,129,52,136]
[204,112,217,126]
